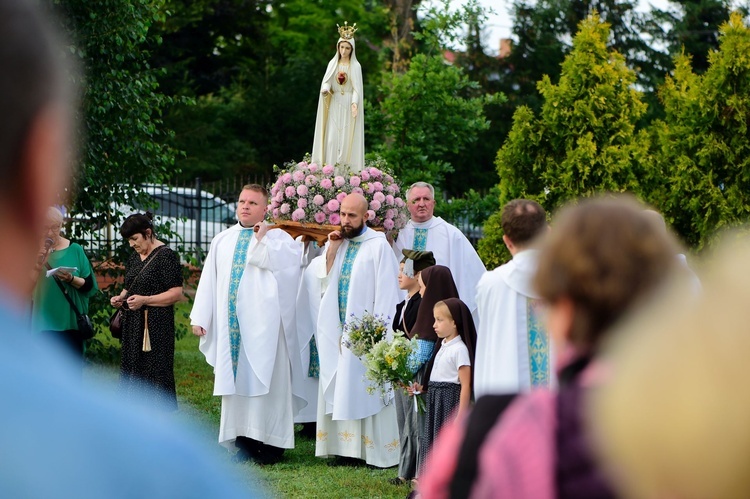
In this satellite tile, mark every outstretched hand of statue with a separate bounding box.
[351,103,358,118]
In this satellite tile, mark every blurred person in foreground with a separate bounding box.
[111,212,183,411]
[591,238,750,499]
[0,0,252,496]
[32,206,98,361]
[419,196,681,498]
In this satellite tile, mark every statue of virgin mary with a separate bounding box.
[311,22,365,173]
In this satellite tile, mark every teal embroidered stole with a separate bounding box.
[527,299,550,387]
[228,229,253,379]
[413,228,428,251]
[338,241,362,324]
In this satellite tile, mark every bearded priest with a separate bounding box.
[190,184,307,464]
[312,193,401,467]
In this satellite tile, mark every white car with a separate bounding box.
[73,185,237,261]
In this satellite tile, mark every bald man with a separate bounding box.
[312,193,401,467]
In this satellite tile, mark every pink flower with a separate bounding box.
[323,165,335,175]
[281,173,292,184]
[285,186,296,198]
[313,194,325,206]
[361,170,371,181]
[334,176,346,188]
[367,183,376,194]
[274,192,284,203]
[327,199,340,212]
[369,200,381,211]
[297,198,308,209]
[320,178,333,190]
[392,184,401,193]
[386,209,396,219]
[309,163,319,173]
[329,213,340,225]
[292,170,305,182]
[383,218,395,230]
[373,192,385,202]
[373,182,384,192]
[280,203,291,215]
[395,197,405,207]
[336,192,347,203]
[297,184,309,196]
[297,161,308,169]
[305,175,318,186]
[385,194,395,205]
[314,211,327,224]
[386,185,396,194]
[385,174,394,183]
[271,185,280,196]
[352,187,364,195]
[369,167,382,178]
[367,210,376,220]
[272,208,280,219]
[350,176,361,187]
[292,208,306,221]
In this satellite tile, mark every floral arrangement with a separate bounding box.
[268,156,408,231]
[363,332,426,412]
[341,312,389,358]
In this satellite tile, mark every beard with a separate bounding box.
[340,220,365,239]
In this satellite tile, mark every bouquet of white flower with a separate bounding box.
[341,312,389,358]
[363,331,427,413]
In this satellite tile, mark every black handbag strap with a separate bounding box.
[45,263,84,318]
[126,246,165,295]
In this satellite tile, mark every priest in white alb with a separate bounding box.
[190,184,306,464]
[392,181,486,320]
[474,199,554,398]
[313,193,401,467]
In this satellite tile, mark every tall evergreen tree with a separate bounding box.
[654,12,750,248]
[480,14,652,267]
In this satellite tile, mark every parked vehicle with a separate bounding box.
[72,185,237,261]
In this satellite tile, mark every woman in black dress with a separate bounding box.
[111,213,183,410]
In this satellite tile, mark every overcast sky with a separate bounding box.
[447,0,674,54]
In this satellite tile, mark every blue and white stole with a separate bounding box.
[527,299,550,387]
[413,227,428,251]
[338,240,363,324]
[228,228,253,379]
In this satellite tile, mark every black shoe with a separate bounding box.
[326,456,364,467]
[389,476,407,486]
[231,448,253,464]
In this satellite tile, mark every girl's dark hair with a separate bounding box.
[120,212,155,239]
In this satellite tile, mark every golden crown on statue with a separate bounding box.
[337,21,358,40]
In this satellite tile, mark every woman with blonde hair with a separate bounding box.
[592,239,750,499]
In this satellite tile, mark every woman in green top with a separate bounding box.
[32,207,98,360]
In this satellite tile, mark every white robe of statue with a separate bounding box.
[311,36,365,172]
[393,216,486,321]
[313,227,401,467]
[294,239,324,424]
[190,224,307,449]
[473,249,556,398]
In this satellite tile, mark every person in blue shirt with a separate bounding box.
[0,1,258,496]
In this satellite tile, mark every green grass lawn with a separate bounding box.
[88,303,407,499]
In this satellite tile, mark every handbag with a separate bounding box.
[110,246,165,340]
[109,309,123,339]
[47,266,95,341]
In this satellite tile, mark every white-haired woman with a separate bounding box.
[32,207,98,360]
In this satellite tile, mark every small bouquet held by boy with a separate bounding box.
[342,312,425,412]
